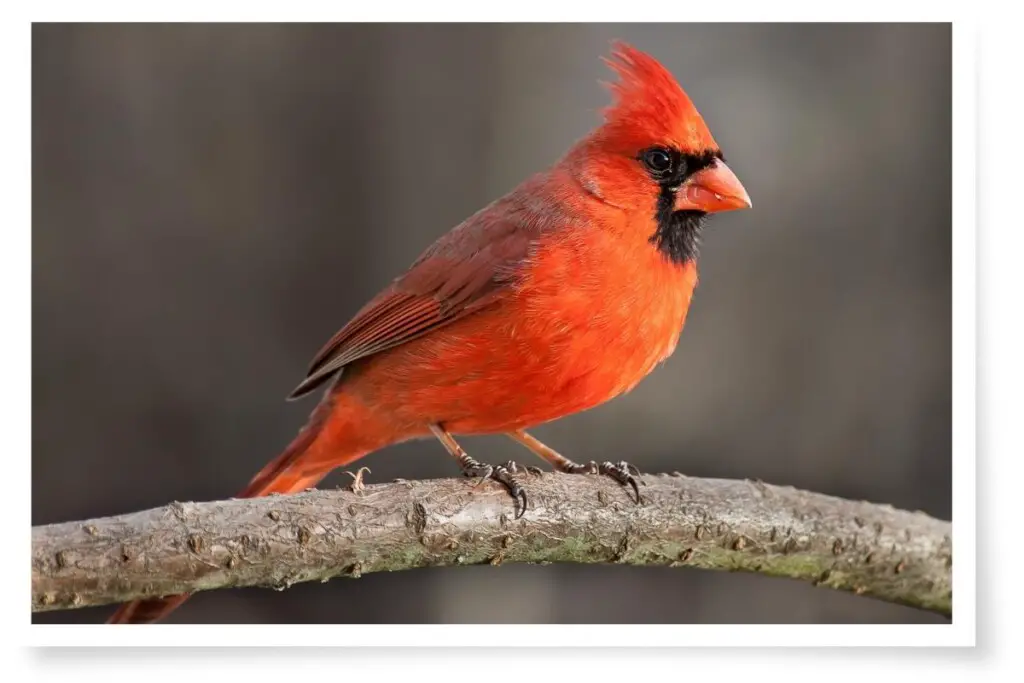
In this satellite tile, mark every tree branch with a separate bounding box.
[32,473,952,616]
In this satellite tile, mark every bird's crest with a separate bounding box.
[600,42,718,152]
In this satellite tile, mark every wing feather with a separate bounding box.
[287,205,542,400]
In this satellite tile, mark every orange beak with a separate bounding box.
[674,159,752,214]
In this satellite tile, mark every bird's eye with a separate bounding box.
[641,148,674,177]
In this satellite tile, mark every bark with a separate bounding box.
[32,472,952,616]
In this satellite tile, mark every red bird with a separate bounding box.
[107,42,750,624]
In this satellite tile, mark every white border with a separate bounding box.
[28,623,972,648]
[12,2,976,654]
[948,13,977,651]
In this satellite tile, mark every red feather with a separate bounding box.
[288,185,549,399]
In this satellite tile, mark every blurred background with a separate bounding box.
[32,23,951,624]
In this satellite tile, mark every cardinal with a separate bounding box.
[107,41,750,624]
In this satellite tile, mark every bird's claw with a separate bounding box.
[598,461,642,503]
[463,463,495,490]
[459,458,535,518]
[563,459,643,503]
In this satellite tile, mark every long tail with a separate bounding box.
[106,392,368,624]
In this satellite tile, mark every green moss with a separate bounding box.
[326,528,951,617]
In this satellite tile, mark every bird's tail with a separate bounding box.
[106,392,366,625]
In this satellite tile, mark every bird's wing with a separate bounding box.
[288,210,538,400]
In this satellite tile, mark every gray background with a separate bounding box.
[32,23,951,624]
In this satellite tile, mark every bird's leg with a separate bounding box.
[429,424,540,519]
[507,429,642,503]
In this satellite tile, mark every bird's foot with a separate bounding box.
[459,457,542,519]
[560,460,643,503]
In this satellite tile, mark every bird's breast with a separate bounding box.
[342,218,699,434]
[508,225,698,410]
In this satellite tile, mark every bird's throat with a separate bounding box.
[651,187,706,266]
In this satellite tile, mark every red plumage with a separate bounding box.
[600,41,719,152]
[107,41,750,625]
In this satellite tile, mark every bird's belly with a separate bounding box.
[348,240,698,435]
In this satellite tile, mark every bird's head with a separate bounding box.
[567,42,751,264]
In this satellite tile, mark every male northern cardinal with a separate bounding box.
[107,41,750,624]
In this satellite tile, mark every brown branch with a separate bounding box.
[31,473,952,616]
